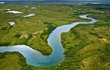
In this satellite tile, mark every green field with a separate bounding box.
[0,3,110,70]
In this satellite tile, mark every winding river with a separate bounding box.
[0,14,98,66]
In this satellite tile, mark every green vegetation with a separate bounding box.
[0,3,110,70]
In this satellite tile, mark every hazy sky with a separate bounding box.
[0,0,110,2]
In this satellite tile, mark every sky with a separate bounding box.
[0,0,106,1]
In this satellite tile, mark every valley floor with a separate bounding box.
[0,3,110,70]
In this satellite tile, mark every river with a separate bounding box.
[0,14,98,66]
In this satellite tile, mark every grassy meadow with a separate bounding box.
[0,3,110,70]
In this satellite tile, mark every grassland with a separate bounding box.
[0,3,110,70]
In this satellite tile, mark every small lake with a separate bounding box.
[6,10,22,14]
[23,13,36,17]
[0,14,98,66]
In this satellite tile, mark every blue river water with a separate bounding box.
[0,14,98,66]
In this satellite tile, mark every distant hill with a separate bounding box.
[0,0,110,2]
